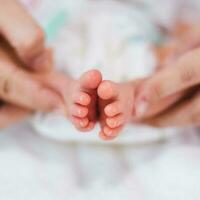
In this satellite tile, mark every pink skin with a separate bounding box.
[67,70,102,131]
[39,69,102,132]
[98,81,135,140]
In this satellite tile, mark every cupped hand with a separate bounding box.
[0,0,63,128]
[135,47,200,127]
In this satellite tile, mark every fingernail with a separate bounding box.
[136,99,149,117]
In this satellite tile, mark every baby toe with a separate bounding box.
[80,69,102,90]
[103,125,123,138]
[70,104,88,118]
[83,121,95,131]
[103,126,119,137]
[105,101,122,117]
[77,121,95,132]
[99,131,116,141]
[74,91,91,106]
[106,114,125,129]
[72,117,89,129]
[98,81,118,100]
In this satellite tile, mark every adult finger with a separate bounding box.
[135,48,200,117]
[141,91,200,127]
[0,0,51,71]
[0,104,30,128]
[137,91,184,118]
[0,60,63,111]
[134,78,185,118]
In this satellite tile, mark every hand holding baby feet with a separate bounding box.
[98,81,134,140]
[64,70,102,132]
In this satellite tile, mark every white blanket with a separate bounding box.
[0,122,200,200]
[0,0,200,199]
[30,0,177,143]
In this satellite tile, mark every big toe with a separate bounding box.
[98,81,118,100]
[80,69,102,90]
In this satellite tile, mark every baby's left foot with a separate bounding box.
[98,81,134,140]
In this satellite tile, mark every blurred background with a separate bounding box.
[0,0,200,199]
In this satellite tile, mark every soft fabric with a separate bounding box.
[0,1,199,199]
[0,122,200,200]
[30,0,178,143]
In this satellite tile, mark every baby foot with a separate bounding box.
[38,69,102,132]
[98,81,134,140]
[67,70,102,132]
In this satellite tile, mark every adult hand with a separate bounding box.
[0,0,52,71]
[0,0,63,128]
[0,38,62,128]
[135,47,200,127]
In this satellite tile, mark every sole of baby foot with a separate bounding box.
[69,69,102,132]
[98,80,134,140]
